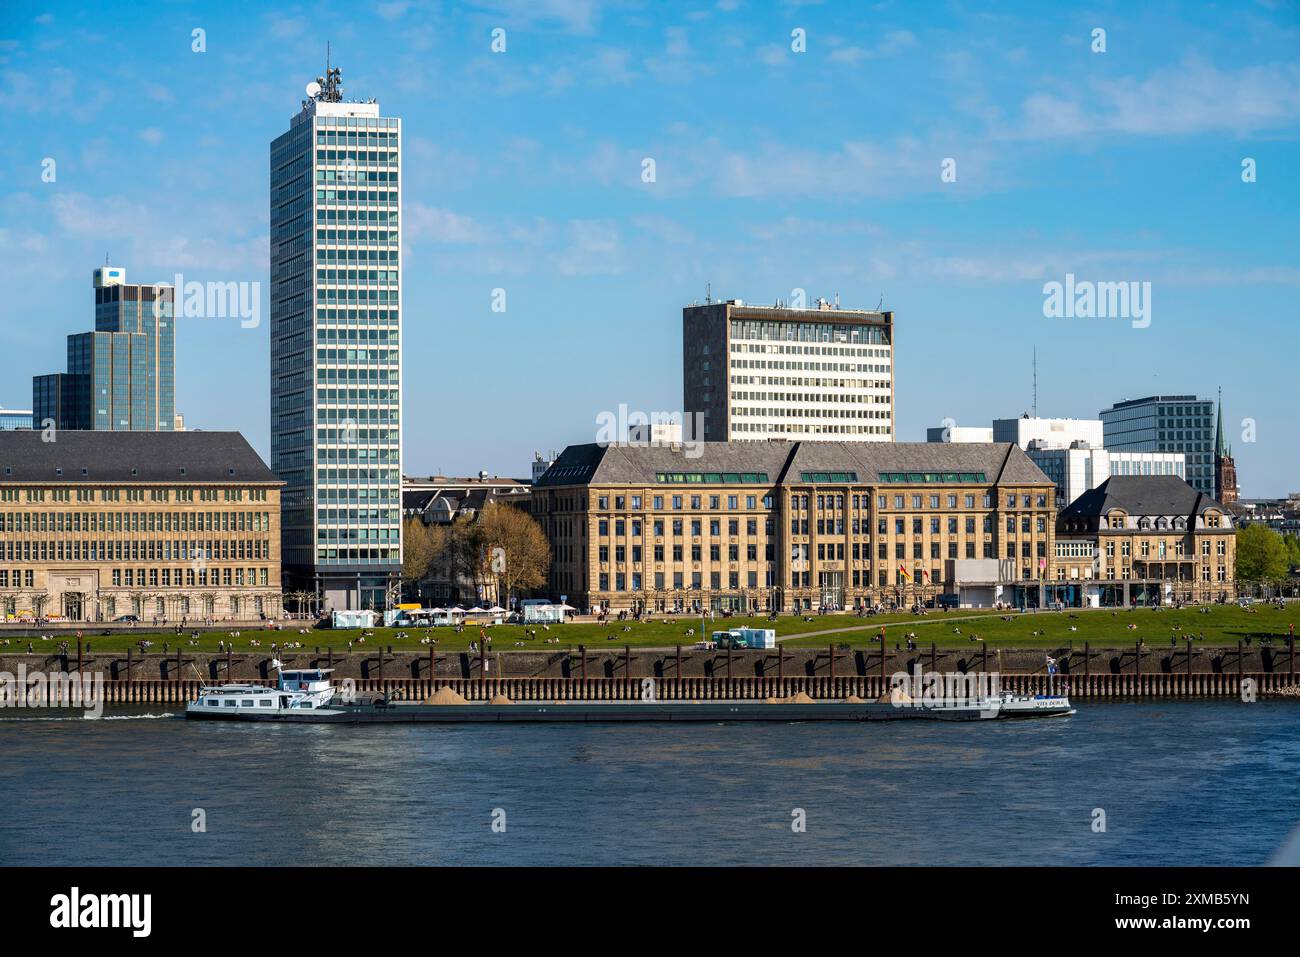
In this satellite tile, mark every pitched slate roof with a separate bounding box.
[0,430,278,484]
[534,441,1050,487]
[1059,475,1222,519]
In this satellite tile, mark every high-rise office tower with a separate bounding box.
[270,63,402,611]
[32,266,175,431]
[683,297,894,442]
[1099,394,1216,497]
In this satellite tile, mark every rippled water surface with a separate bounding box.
[1,701,1297,865]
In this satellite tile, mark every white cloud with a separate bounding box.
[475,0,603,35]
[139,127,165,146]
[376,0,413,19]
[405,203,488,243]
[828,30,917,64]
[551,219,623,276]
[48,192,266,273]
[1014,56,1300,138]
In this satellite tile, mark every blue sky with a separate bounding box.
[1,0,1297,495]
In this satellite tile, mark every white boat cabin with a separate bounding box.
[186,667,338,716]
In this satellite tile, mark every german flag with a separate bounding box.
[898,564,911,581]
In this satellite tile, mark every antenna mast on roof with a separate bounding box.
[1032,345,1038,418]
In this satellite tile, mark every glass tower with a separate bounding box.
[1099,394,1216,497]
[270,64,402,612]
[32,266,174,432]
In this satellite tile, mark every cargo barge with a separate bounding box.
[183,672,1074,725]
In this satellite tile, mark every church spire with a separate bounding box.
[1214,387,1227,457]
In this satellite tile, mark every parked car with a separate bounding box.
[114,615,140,623]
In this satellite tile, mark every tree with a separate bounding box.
[402,518,440,592]
[1236,524,1289,584]
[474,501,552,608]
[1284,533,1300,572]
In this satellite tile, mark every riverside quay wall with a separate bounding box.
[0,641,1296,704]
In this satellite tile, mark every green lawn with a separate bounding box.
[781,603,1297,649]
[5,604,1294,654]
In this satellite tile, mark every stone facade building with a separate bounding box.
[531,441,1057,613]
[0,431,282,623]
[1055,475,1236,605]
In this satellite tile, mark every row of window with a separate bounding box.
[0,566,271,589]
[589,491,1049,512]
[0,510,272,534]
[0,487,268,503]
[1,538,270,563]
[594,514,1051,540]
[316,148,398,166]
[1103,540,1228,557]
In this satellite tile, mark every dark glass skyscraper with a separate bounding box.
[33,266,175,432]
[1099,394,1216,497]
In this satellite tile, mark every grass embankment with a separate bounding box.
[2,605,1293,654]
[780,603,1297,650]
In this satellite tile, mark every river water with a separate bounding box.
[1,701,1296,866]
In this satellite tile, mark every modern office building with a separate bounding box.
[270,63,402,611]
[32,266,176,432]
[683,297,894,442]
[925,425,993,443]
[0,407,33,430]
[1100,395,1216,496]
[928,415,1186,507]
[1027,446,1186,508]
[531,440,1057,613]
[992,416,1103,451]
[0,431,281,622]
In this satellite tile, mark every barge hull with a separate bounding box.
[183,700,1046,723]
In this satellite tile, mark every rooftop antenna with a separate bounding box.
[1032,345,1038,418]
[875,293,884,311]
[705,282,712,304]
